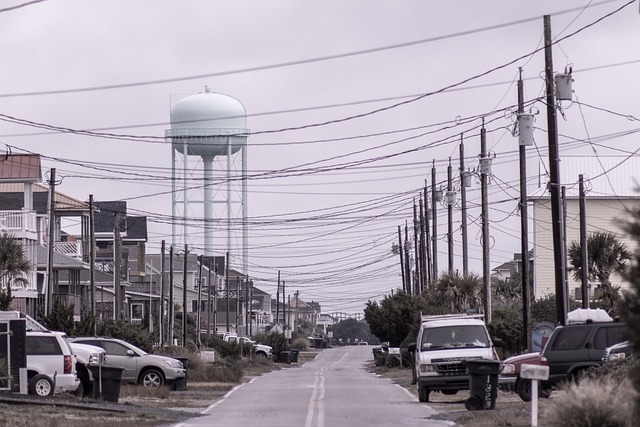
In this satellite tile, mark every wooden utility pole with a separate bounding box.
[282,280,286,330]
[419,195,427,292]
[45,168,56,316]
[447,158,454,275]
[89,194,96,329]
[159,240,165,346]
[207,259,212,338]
[114,211,122,321]
[213,262,217,336]
[276,271,280,326]
[517,68,532,351]
[413,200,420,294]
[424,185,432,287]
[579,175,589,308]
[404,223,411,293]
[544,15,567,326]
[169,245,175,345]
[225,251,230,333]
[431,161,439,283]
[182,244,188,347]
[197,254,203,346]
[459,138,469,277]
[397,226,406,292]
[480,124,492,324]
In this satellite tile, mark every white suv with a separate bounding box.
[26,331,80,396]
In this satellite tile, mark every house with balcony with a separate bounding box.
[0,154,90,319]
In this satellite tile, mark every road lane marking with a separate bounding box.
[305,371,321,427]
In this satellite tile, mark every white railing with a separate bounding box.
[0,210,37,233]
[53,241,82,259]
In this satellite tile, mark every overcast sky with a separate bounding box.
[1,0,639,315]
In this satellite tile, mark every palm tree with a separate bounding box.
[567,231,631,308]
[434,271,482,313]
[0,232,31,291]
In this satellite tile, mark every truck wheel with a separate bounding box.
[418,385,430,402]
[29,374,54,397]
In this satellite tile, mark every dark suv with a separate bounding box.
[542,319,627,386]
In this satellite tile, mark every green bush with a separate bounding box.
[584,357,637,383]
[542,377,638,427]
[384,354,401,368]
[94,319,154,352]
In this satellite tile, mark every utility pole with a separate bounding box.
[276,271,280,326]
[480,123,492,324]
[89,194,96,332]
[282,280,286,331]
[225,251,230,333]
[169,245,174,345]
[197,254,203,346]
[45,168,56,316]
[459,138,469,277]
[397,226,406,292]
[424,185,432,287]
[114,211,122,321]
[182,244,188,347]
[213,263,217,336]
[447,158,454,275]
[517,67,532,351]
[413,201,420,295]
[562,186,569,314]
[235,277,240,335]
[419,195,427,292]
[207,258,212,338]
[544,14,567,326]
[404,223,411,293]
[579,175,589,309]
[249,280,254,336]
[159,240,165,346]
[431,161,439,283]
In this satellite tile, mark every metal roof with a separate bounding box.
[0,154,42,182]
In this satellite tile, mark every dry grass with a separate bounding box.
[542,377,638,427]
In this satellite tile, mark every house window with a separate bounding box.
[131,303,144,321]
[193,276,207,289]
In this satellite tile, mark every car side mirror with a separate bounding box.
[126,349,135,356]
[408,343,417,353]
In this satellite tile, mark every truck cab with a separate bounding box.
[409,314,500,403]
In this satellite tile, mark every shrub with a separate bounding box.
[584,358,637,383]
[542,377,638,427]
[291,337,309,350]
[384,354,401,368]
[94,319,153,352]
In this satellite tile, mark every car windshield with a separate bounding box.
[421,325,489,351]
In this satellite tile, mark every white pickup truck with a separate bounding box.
[222,334,273,359]
[408,313,502,403]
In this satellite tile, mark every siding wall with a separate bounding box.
[533,196,639,300]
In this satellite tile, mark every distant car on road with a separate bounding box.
[69,337,186,389]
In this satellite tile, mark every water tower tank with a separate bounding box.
[168,87,248,157]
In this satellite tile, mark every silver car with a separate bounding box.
[69,337,186,389]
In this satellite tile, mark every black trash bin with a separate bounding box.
[278,351,291,364]
[372,347,385,366]
[89,364,124,403]
[173,357,189,391]
[290,349,299,363]
[464,359,500,411]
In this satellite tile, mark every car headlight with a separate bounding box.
[500,363,516,375]
[608,353,626,361]
[419,364,436,373]
[164,359,184,368]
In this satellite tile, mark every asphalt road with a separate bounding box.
[174,346,454,427]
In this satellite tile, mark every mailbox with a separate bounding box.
[521,363,549,381]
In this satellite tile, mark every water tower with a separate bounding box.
[165,87,248,274]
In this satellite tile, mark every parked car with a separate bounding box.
[500,319,628,401]
[68,341,106,397]
[68,337,186,389]
[499,351,550,402]
[222,334,273,359]
[602,340,634,362]
[26,330,80,397]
